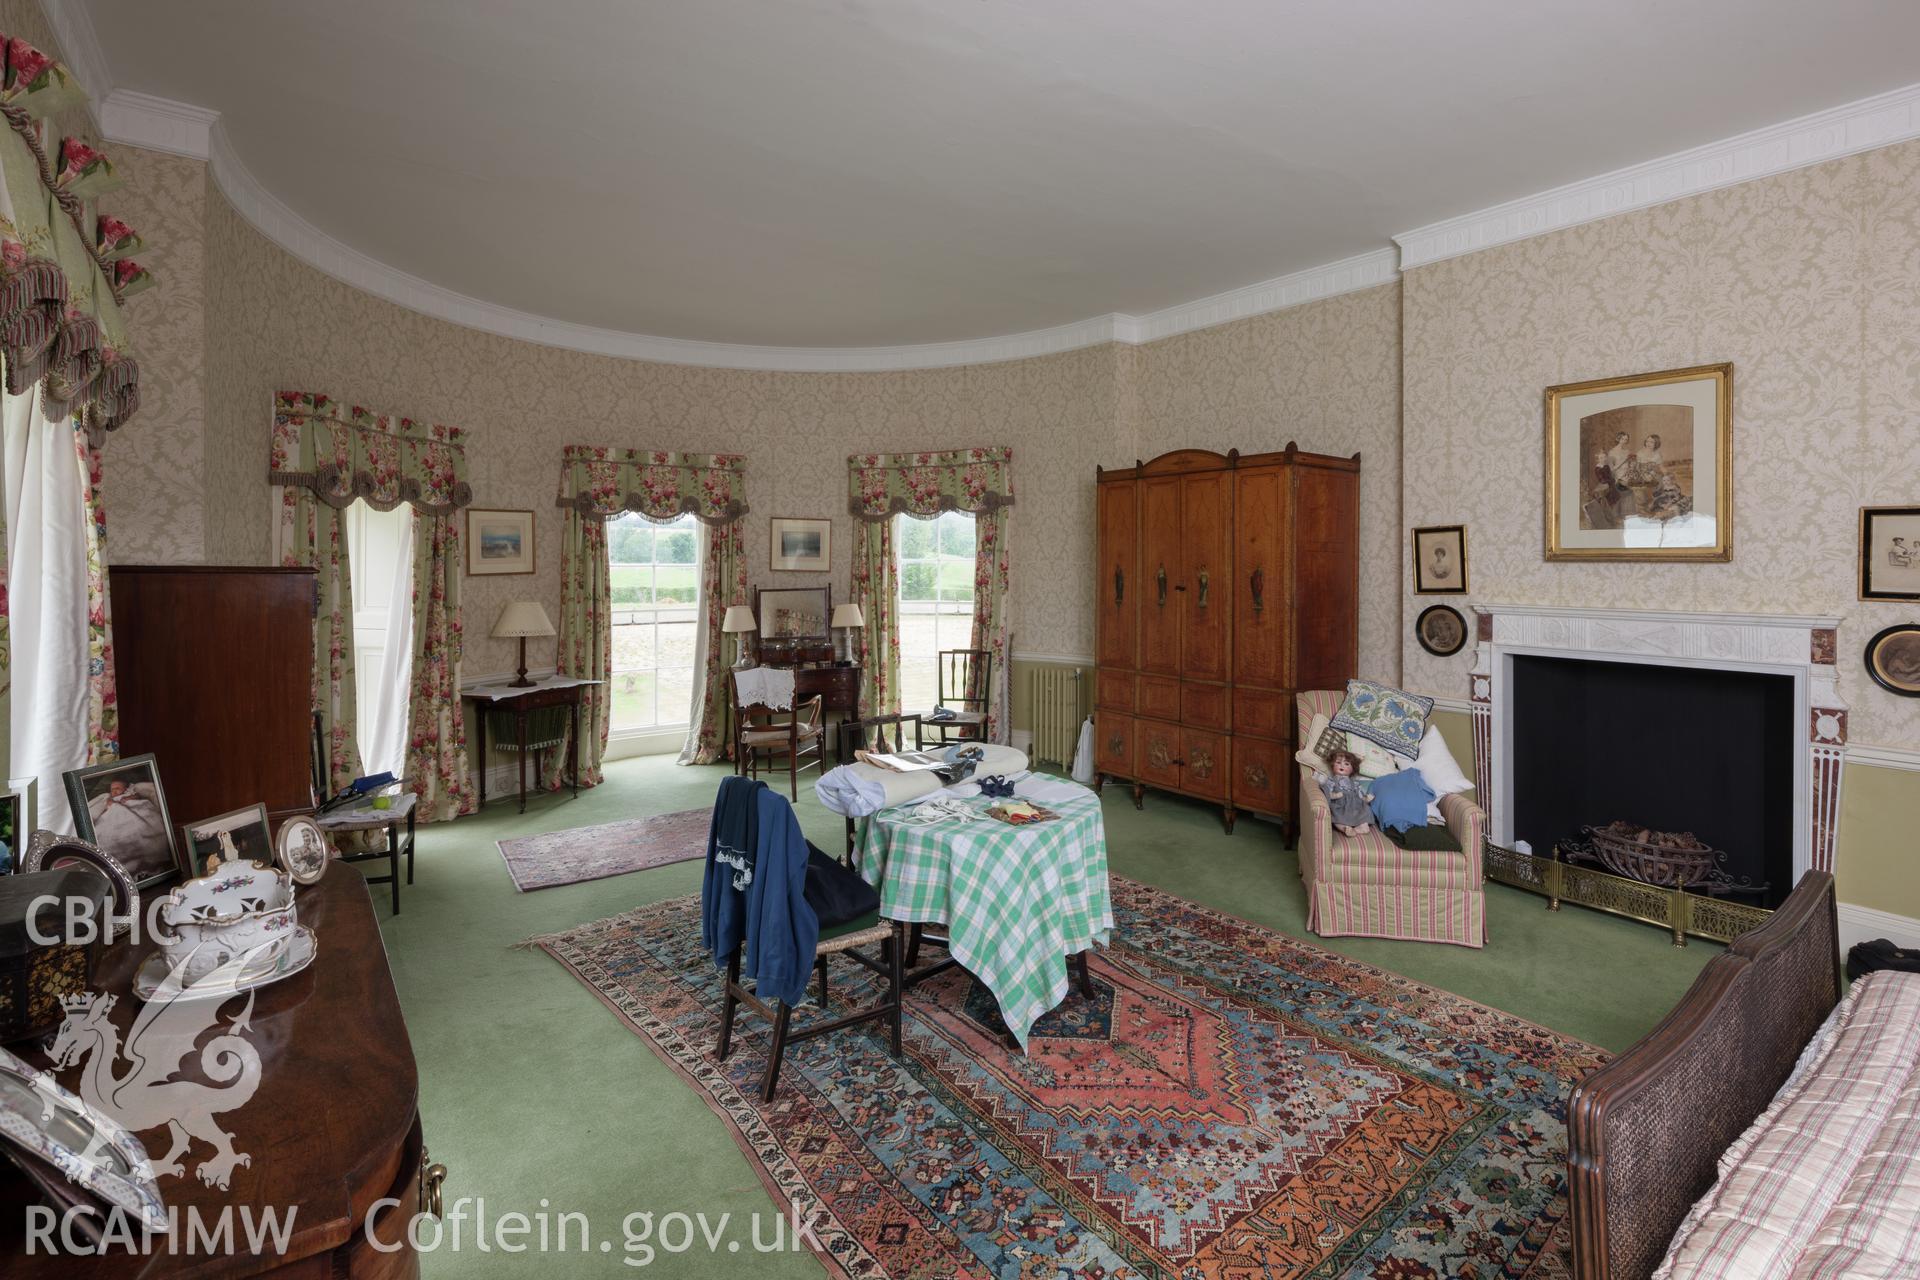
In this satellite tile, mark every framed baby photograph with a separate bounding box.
[64,754,178,888]
[467,508,535,575]
[1546,362,1732,562]
[1411,525,1467,594]
[769,517,831,572]
[1859,506,1920,601]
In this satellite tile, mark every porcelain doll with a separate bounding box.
[1318,749,1375,837]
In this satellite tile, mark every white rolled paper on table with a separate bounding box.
[814,743,1030,817]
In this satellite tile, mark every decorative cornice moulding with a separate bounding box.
[1394,80,1920,269]
[100,90,217,159]
[64,28,1920,371]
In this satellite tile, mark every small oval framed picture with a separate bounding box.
[1864,623,1920,697]
[274,815,333,885]
[1415,604,1469,657]
[21,831,140,923]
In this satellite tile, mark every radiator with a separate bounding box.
[1027,666,1083,767]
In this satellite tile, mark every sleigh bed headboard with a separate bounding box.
[1564,870,1841,1280]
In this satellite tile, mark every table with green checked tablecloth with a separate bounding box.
[854,781,1114,1048]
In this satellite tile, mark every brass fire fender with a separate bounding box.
[1481,842,1772,947]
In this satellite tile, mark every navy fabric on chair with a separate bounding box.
[704,780,905,1100]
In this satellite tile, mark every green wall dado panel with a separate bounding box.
[1431,710,1920,924]
[1837,762,1920,922]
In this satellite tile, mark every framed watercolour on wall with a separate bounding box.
[1411,525,1467,593]
[467,508,535,575]
[1545,363,1732,562]
[769,517,831,572]
[1859,506,1920,601]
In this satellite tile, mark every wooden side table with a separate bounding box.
[317,793,416,916]
[462,676,602,814]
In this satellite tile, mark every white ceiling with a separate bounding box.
[75,0,1920,349]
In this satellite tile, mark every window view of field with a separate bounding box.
[607,512,699,731]
[896,511,974,717]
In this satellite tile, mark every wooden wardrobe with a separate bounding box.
[109,565,318,833]
[1093,446,1359,833]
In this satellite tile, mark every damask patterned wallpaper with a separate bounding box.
[101,147,207,563]
[1400,138,1920,749]
[202,186,1128,675]
[1132,283,1403,683]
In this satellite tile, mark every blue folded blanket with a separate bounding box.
[1367,769,1436,834]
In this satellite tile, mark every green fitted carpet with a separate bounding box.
[371,756,1715,1279]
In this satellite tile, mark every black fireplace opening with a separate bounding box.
[1509,655,1796,908]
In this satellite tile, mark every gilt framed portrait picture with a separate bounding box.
[769,517,831,572]
[1546,363,1732,562]
[1859,506,1920,602]
[1411,525,1467,594]
[466,508,535,576]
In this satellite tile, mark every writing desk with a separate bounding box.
[462,676,601,813]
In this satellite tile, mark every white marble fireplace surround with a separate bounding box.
[1467,604,1845,889]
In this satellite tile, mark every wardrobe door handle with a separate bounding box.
[1197,568,1210,609]
[1156,566,1167,607]
[1113,567,1124,606]
[1250,567,1265,615]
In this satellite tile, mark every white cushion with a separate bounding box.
[1295,712,1335,774]
[1406,724,1474,822]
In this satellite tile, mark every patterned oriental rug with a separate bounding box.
[496,807,711,892]
[534,877,1606,1278]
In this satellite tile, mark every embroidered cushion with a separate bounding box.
[1330,679,1435,760]
[1366,768,1435,834]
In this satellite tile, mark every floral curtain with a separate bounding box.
[269,391,472,512]
[554,445,747,523]
[679,518,745,765]
[970,505,1011,743]
[851,517,900,717]
[553,445,749,775]
[405,512,475,820]
[543,507,609,790]
[75,427,113,761]
[847,447,1012,722]
[278,486,362,793]
[847,446,1014,519]
[0,37,151,436]
[271,391,474,809]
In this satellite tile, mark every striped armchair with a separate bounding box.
[1296,690,1486,948]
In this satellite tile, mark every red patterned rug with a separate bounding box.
[496,807,709,891]
[534,877,1606,1278]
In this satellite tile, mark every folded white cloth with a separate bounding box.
[732,666,795,710]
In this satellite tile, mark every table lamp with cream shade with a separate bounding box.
[831,602,864,665]
[493,600,555,687]
[722,604,757,670]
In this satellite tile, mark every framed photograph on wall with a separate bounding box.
[769,517,831,572]
[1859,505,1920,601]
[64,754,178,888]
[467,508,536,575]
[1414,604,1469,657]
[1411,525,1467,594]
[1864,623,1920,697]
[1546,362,1732,561]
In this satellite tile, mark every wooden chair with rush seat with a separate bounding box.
[734,691,825,800]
